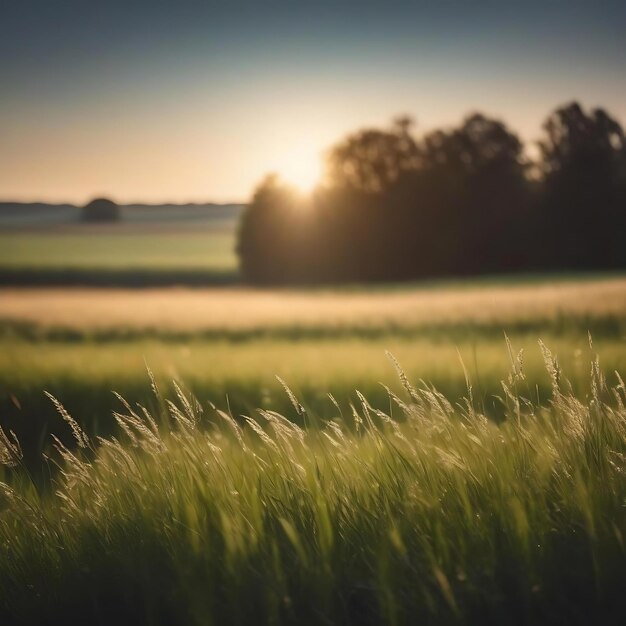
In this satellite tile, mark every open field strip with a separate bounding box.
[0,231,237,271]
[2,334,625,463]
[1,275,625,337]
[3,335,626,398]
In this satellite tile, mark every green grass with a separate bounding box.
[1,350,624,625]
[0,275,624,622]
[2,334,626,461]
[0,231,239,285]
[1,276,625,463]
[0,232,237,271]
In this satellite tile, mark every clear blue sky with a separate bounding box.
[1,0,625,203]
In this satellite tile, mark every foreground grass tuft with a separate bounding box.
[1,345,625,625]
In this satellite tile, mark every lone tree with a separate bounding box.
[82,197,120,222]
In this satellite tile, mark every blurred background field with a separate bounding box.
[2,272,625,464]
[2,276,625,335]
[0,202,241,284]
[0,232,236,271]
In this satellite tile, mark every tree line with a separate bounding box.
[237,102,626,284]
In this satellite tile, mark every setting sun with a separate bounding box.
[273,143,323,192]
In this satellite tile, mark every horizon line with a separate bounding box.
[0,198,248,207]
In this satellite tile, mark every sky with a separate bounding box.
[1,0,625,204]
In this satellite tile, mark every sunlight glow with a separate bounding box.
[274,143,323,193]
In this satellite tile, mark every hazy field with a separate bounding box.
[0,208,240,284]
[1,275,625,462]
[1,266,625,624]
[2,275,625,335]
[0,232,237,271]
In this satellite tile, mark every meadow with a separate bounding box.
[0,214,239,285]
[1,340,624,624]
[0,232,237,272]
[1,275,625,462]
[0,228,625,624]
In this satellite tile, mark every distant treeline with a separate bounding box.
[0,201,244,230]
[0,202,244,212]
[238,102,626,284]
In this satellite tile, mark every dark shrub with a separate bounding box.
[82,198,120,222]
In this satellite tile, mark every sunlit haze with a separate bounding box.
[1,0,625,204]
[273,142,323,192]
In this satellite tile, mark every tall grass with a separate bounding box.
[1,343,625,625]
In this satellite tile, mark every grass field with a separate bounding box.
[0,228,239,285]
[1,347,624,624]
[2,275,625,335]
[0,267,625,624]
[1,275,625,463]
[0,232,237,271]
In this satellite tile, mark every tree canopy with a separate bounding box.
[238,102,626,284]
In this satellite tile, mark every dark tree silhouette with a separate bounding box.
[419,113,530,273]
[82,197,120,222]
[237,176,326,284]
[237,104,626,285]
[539,102,626,178]
[538,102,626,268]
[326,116,421,192]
